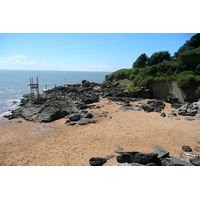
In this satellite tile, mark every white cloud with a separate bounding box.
[89,64,109,69]
[29,61,36,65]
[13,55,27,59]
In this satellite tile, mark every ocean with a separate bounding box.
[0,69,111,118]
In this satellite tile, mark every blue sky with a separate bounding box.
[0,33,197,72]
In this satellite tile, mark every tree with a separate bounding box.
[148,51,170,66]
[132,53,148,68]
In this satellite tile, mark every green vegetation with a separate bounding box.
[106,33,200,95]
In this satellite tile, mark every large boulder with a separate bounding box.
[142,100,165,113]
[116,151,161,165]
[152,145,169,159]
[19,97,76,123]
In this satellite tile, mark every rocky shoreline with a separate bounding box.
[4,79,200,124]
[89,145,200,166]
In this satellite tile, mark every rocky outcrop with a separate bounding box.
[149,80,199,103]
[178,101,200,116]
[89,145,200,166]
[141,100,165,113]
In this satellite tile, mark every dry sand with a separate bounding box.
[0,98,200,166]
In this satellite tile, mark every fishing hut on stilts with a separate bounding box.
[29,76,43,104]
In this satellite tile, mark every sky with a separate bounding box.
[0,33,197,72]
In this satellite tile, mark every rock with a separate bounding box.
[116,153,134,163]
[83,113,94,119]
[184,117,195,121]
[167,96,179,103]
[89,157,107,166]
[189,157,200,166]
[161,157,194,166]
[113,163,132,166]
[76,102,88,110]
[95,104,101,108]
[119,103,134,112]
[160,112,166,117]
[114,150,124,154]
[130,152,160,165]
[113,162,145,166]
[66,122,77,126]
[82,80,91,87]
[166,113,177,118]
[78,118,96,125]
[141,104,154,112]
[105,155,116,160]
[171,103,183,109]
[182,146,192,152]
[80,94,99,104]
[68,113,81,121]
[116,151,160,165]
[152,145,169,159]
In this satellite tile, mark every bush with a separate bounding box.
[132,53,148,68]
[195,86,200,98]
[148,51,171,66]
[176,71,196,88]
[106,68,132,80]
[195,64,200,75]
[179,47,200,69]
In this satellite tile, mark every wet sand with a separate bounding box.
[0,98,200,166]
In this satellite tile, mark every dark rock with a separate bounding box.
[116,153,133,163]
[142,100,165,113]
[182,146,192,152]
[89,157,107,166]
[189,157,200,166]
[76,102,88,110]
[83,113,94,119]
[118,147,124,151]
[130,152,160,165]
[66,122,77,126]
[119,104,134,112]
[152,145,169,159]
[141,104,154,112]
[171,103,183,109]
[78,118,96,125]
[160,112,166,117]
[178,109,187,116]
[161,157,194,166]
[167,96,179,103]
[184,117,195,121]
[146,162,157,166]
[68,113,81,121]
[166,114,177,118]
[116,151,160,165]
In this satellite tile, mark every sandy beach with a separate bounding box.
[0,98,200,166]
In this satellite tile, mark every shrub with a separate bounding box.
[176,71,196,88]
[195,86,200,98]
[148,51,171,66]
[132,53,148,68]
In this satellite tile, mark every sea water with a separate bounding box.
[0,69,111,117]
